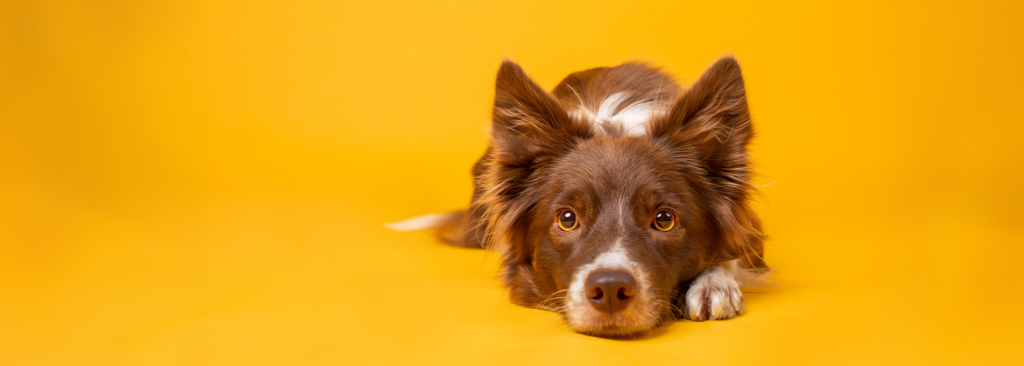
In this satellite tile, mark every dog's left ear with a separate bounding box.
[652,57,753,177]
[651,57,762,262]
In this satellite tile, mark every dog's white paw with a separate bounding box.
[684,265,743,321]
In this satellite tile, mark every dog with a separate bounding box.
[387,57,770,337]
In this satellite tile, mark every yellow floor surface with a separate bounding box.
[2,1,1023,365]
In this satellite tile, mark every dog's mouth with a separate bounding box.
[562,280,665,337]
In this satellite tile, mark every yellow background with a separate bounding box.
[2,1,1022,364]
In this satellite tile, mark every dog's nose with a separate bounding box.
[585,270,637,314]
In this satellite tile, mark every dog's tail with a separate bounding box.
[384,210,484,249]
[384,212,459,232]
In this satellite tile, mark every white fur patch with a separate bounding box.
[383,212,452,232]
[571,92,663,136]
[684,263,744,321]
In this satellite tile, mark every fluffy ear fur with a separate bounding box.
[650,57,766,268]
[490,61,590,162]
[482,61,592,266]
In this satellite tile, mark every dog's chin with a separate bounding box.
[566,309,664,338]
[572,319,663,339]
[576,324,651,338]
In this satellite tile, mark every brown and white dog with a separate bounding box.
[388,57,770,337]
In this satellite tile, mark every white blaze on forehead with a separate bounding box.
[570,92,663,136]
[585,238,632,269]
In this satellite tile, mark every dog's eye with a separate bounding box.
[556,210,579,231]
[652,211,675,232]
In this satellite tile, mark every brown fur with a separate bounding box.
[437,57,767,335]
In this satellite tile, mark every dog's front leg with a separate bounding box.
[682,263,743,321]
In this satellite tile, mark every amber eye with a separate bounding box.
[652,211,675,231]
[556,210,579,231]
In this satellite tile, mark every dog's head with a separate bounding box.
[478,58,763,337]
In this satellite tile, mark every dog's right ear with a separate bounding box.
[491,61,590,164]
[483,61,590,267]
